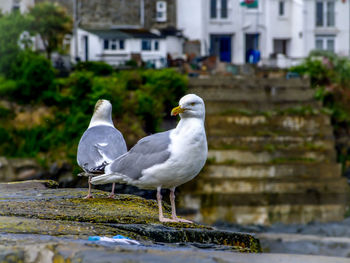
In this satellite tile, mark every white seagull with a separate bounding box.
[91,94,208,223]
[77,99,127,199]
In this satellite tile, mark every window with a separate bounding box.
[103,40,109,50]
[142,39,152,51]
[119,40,124,50]
[221,0,228,18]
[12,0,20,12]
[210,0,229,19]
[273,39,289,56]
[279,1,285,16]
[110,40,117,50]
[156,1,167,22]
[316,1,335,27]
[154,41,159,51]
[315,35,335,52]
[210,0,217,18]
[103,39,125,50]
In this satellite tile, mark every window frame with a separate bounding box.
[315,35,335,52]
[141,39,152,51]
[210,0,230,20]
[103,39,126,51]
[156,1,167,22]
[278,1,285,17]
[316,0,335,28]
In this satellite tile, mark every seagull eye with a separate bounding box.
[190,102,195,106]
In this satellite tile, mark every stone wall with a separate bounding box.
[37,0,177,29]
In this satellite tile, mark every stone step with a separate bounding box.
[205,101,322,114]
[190,77,310,89]
[207,149,336,164]
[208,135,335,151]
[186,192,349,207]
[199,163,342,180]
[189,78,314,102]
[181,201,347,225]
[192,177,348,195]
[206,115,332,136]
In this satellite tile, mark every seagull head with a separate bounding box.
[171,94,205,119]
[89,99,113,128]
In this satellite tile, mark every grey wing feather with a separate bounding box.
[77,125,127,173]
[108,130,172,180]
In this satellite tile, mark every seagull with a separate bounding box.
[91,94,207,223]
[77,99,127,199]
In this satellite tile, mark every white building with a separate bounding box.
[0,0,34,13]
[177,0,350,67]
[72,27,184,68]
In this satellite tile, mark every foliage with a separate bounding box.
[290,51,350,170]
[74,61,114,76]
[0,12,29,78]
[27,2,72,59]
[0,69,188,169]
[13,51,56,103]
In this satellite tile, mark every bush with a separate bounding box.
[0,68,188,168]
[74,61,114,76]
[290,51,350,170]
[15,51,56,102]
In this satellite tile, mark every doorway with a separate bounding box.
[210,35,232,63]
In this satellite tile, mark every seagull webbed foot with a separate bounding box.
[159,216,178,223]
[83,194,94,199]
[172,217,193,224]
[108,194,115,199]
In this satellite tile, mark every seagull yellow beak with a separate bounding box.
[171,106,185,116]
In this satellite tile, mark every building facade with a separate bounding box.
[0,0,34,13]
[177,0,350,67]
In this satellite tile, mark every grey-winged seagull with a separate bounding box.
[91,94,207,223]
[77,99,127,199]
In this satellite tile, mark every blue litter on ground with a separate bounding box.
[88,235,140,245]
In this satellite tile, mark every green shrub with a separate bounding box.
[74,61,114,76]
[14,51,56,102]
[0,68,188,168]
[290,51,350,171]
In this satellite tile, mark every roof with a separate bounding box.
[82,28,163,39]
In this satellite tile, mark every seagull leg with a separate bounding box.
[170,188,193,224]
[83,176,94,199]
[157,187,177,223]
[108,183,116,198]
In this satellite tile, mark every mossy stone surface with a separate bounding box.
[0,180,261,253]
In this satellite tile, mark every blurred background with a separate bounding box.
[1,0,350,257]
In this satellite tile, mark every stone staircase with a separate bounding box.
[178,76,350,225]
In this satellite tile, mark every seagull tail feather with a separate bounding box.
[90,174,117,185]
[90,173,128,185]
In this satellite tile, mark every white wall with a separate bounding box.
[177,0,350,66]
[71,28,174,68]
[0,0,34,14]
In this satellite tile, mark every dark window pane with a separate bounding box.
[221,0,227,18]
[315,39,323,50]
[154,41,159,50]
[119,40,125,50]
[279,1,284,16]
[316,2,323,26]
[142,39,151,50]
[327,1,335,27]
[327,38,334,52]
[104,39,109,50]
[210,0,217,18]
[111,40,116,50]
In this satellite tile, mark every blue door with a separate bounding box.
[219,36,231,62]
[210,35,232,63]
